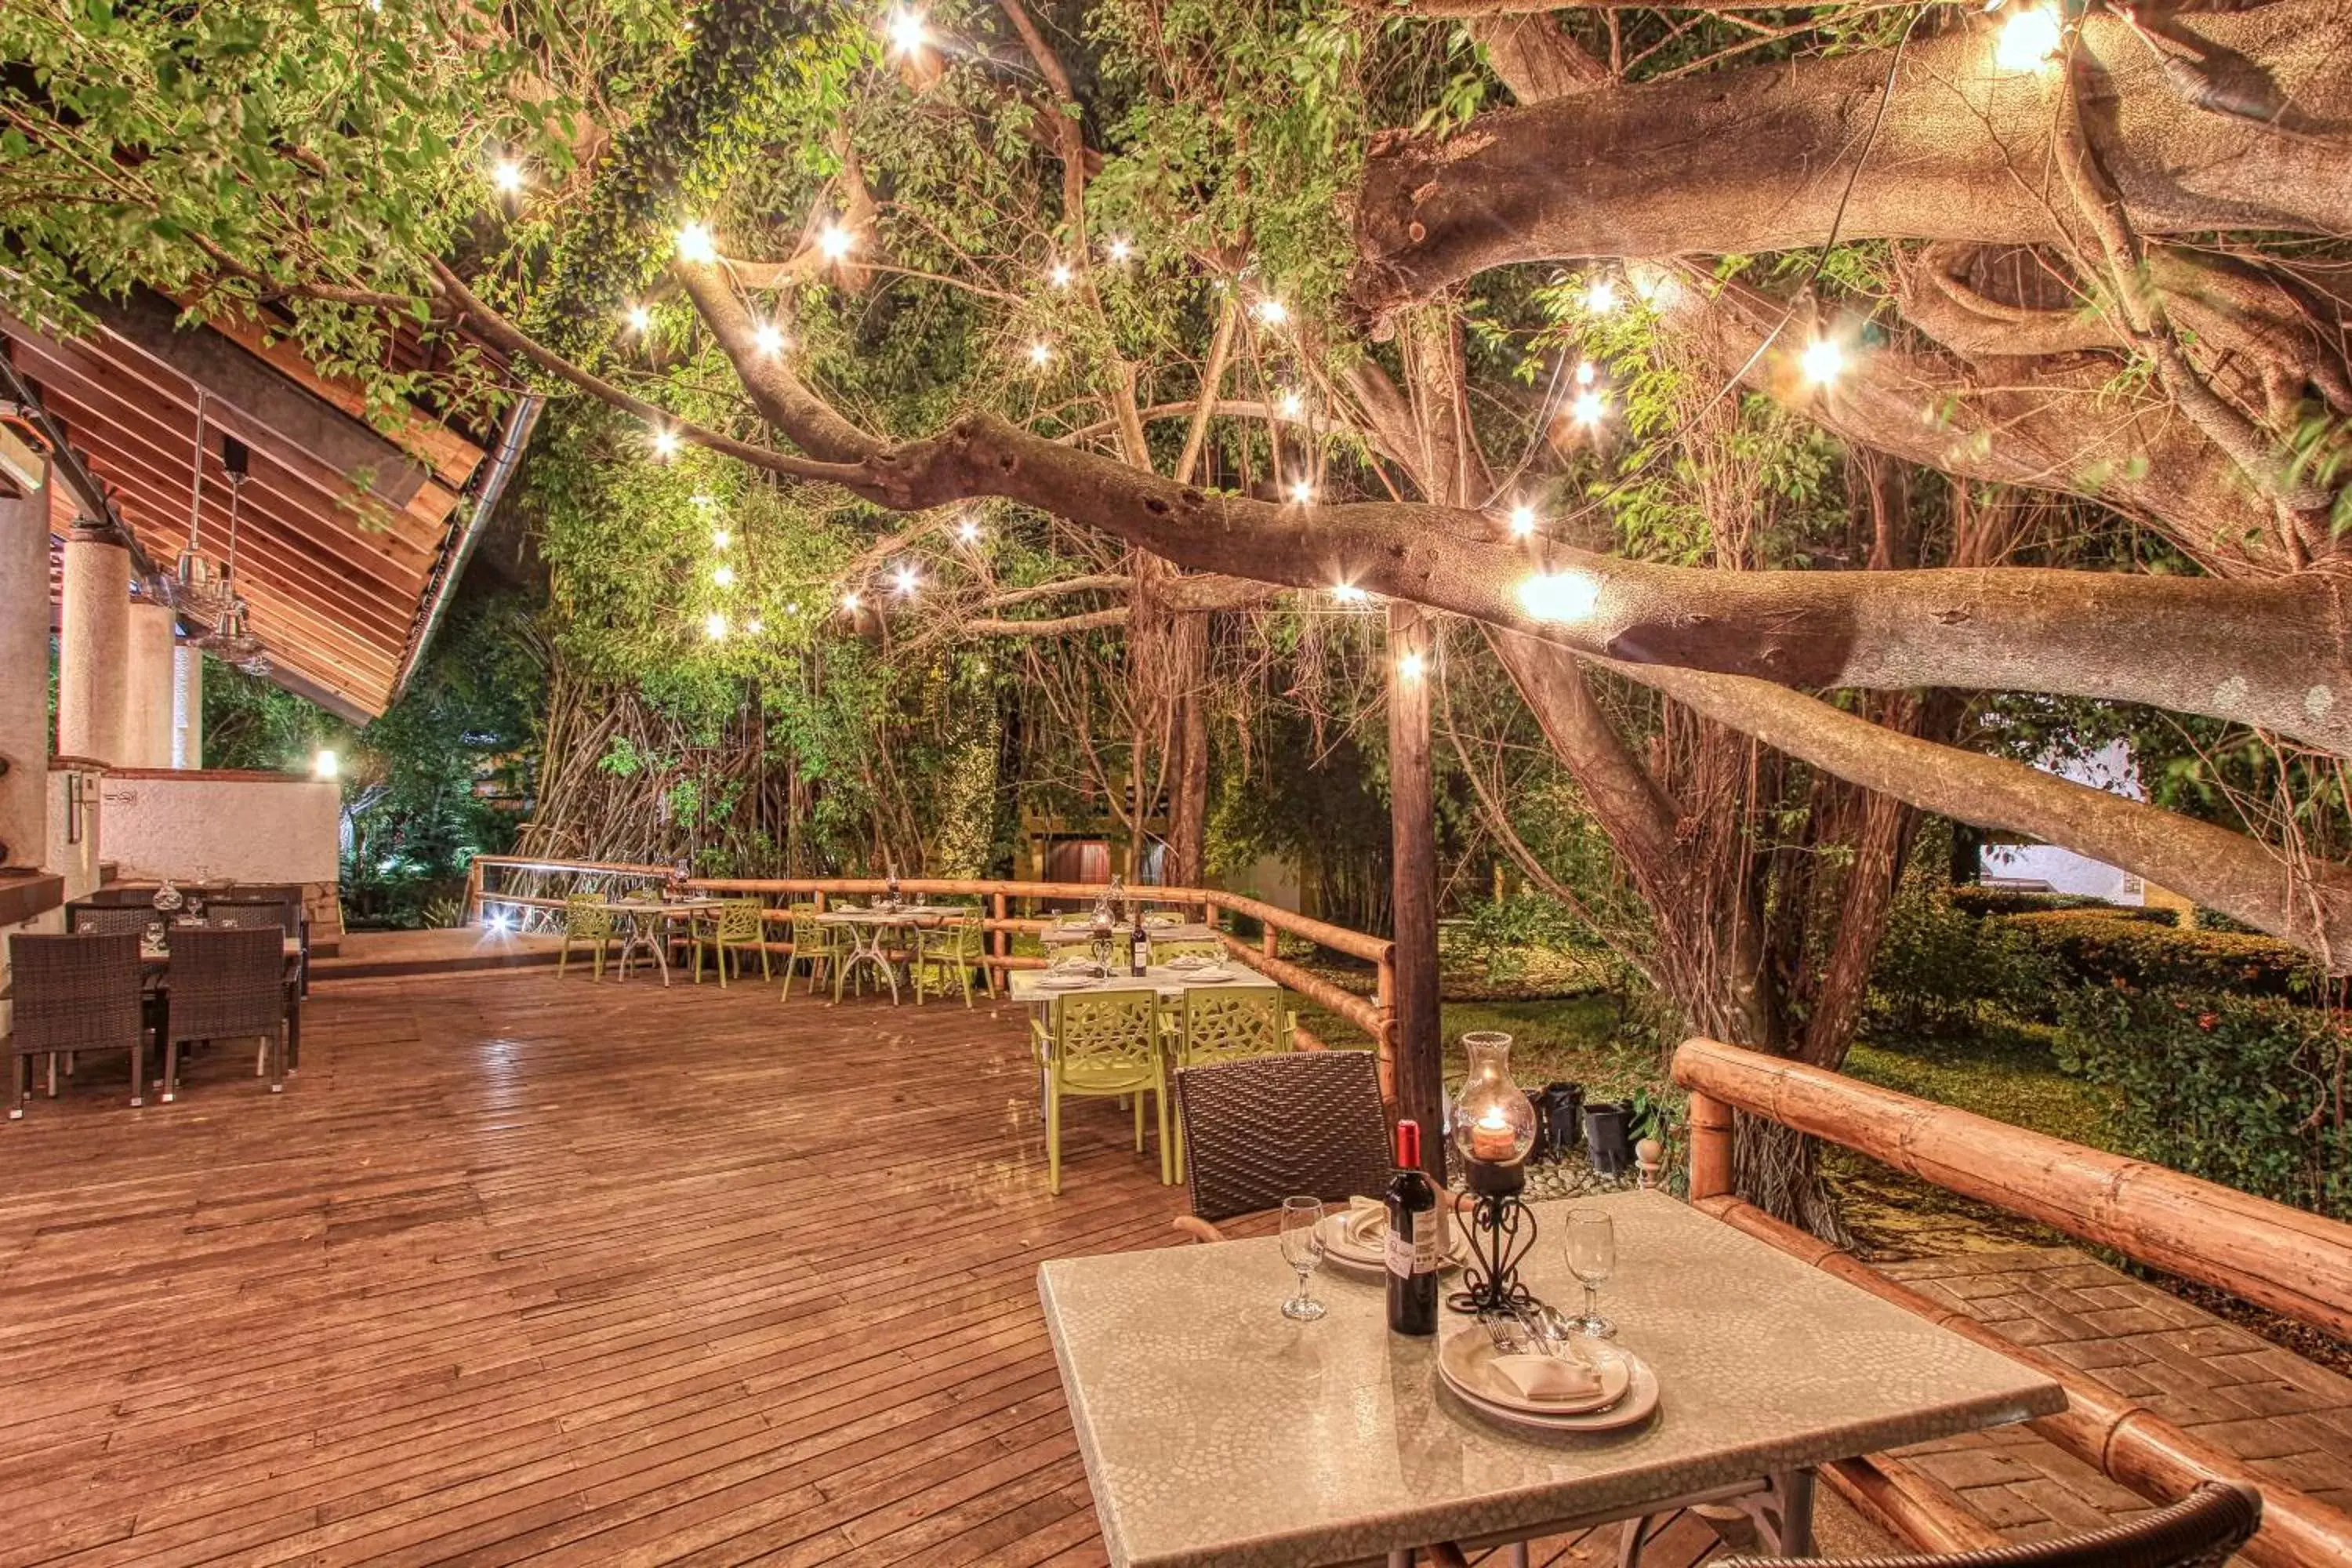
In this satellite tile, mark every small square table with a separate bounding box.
[1039,1189,2062,1568]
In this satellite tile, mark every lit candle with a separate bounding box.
[1470,1106,1517,1163]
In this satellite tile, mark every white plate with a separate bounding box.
[1039,973,1098,990]
[1163,956,1213,972]
[1318,1210,1468,1273]
[1181,967,1235,983]
[1439,1335,1659,1432]
[1439,1328,1633,1415]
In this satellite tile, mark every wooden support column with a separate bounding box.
[1386,601,1444,1177]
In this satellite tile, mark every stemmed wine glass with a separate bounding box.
[1278,1196,1327,1321]
[1563,1207,1617,1338]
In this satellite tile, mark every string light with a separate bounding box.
[676,221,718,263]
[1574,361,1597,387]
[1027,339,1054,368]
[786,601,801,615]
[817,223,855,262]
[1584,277,1620,314]
[712,528,731,550]
[1105,237,1133,264]
[1507,502,1538,538]
[886,5,927,56]
[842,591,862,612]
[1800,337,1847,387]
[1994,5,2062,71]
[1397,652,1427,681]
[1287,478,1315,505]
[956,516,981,544]
[753,322,789,356]
[691,492,718,509]
[1570,389,1608,426]
[1048,261,1073,289]
[650,428,681,458]
[1330,583,1368,604]
[746,616,764,634]
[893,564,920,597]
[313,748,339,779]
[1276,388,1305,419]
[1252,297,1289,327]
[625,304,652,333]
[1519,569,1602,623]
[705,612,728,641]
[489,158,526,196]
[713,564,736,587]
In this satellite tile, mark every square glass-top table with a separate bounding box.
[1039,1189,2062,1568]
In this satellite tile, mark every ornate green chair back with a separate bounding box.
[789,902,829,953]
[717,898,764,942]
[563,894,613,940]
[933,913,983,962]
[1048,989,1162,1091]
[1181,987,1286,1065]
[1154,938,1225,961]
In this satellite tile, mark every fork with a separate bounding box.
[1477,1309,1530,1356]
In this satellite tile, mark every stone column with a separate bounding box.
[56,526,132,766]
[172,644,205,768]
[0,466,49,869]
[125,597,177,768]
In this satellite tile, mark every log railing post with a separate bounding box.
[1687,1090,1734,1201]
[1260,925,1277,961]
[992,892,1008,963]
[463,858,485,927]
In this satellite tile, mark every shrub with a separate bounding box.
[1867,895,2063,1036]
[1950,887,2125,918]
[2005,912,2317,998]
[2057,989,2352,1221]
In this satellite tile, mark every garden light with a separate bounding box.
[1800,337,1846,387]
[1519,570,1602,623]
[676,221,717,263]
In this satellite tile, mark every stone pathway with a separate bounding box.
[1878,1248,2352,1538]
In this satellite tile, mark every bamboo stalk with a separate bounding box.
[1673,1037,2352,1339]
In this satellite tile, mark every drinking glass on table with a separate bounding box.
[1278,1196,1328,1322]
[1562,1207,1617,1338]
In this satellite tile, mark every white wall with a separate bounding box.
[97,770,339,884]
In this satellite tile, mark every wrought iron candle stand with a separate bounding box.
[1447,1157,1541,1315]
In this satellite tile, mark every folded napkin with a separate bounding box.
[1490,1353,1603,1403]
[1345,1196,1386,1243]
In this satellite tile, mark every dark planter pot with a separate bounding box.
[1541,1083,1585,1158]
[1583,1102,1635,1176]
[1523,1089,1554,1161]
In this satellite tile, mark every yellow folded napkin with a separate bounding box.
[1490,1353,1603,1403]
[1345,1196,1386,1243]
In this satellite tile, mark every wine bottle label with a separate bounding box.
[1385,1216,1442,1278]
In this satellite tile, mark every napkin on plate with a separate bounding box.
[1490,1353,1603,1403]
[1344,1196,1386,1243]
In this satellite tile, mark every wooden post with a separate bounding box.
[464,858,485,927]
[1687,1090,1734,1200]
[1260,926,1277,960]
[1386,603,1444,1177]
[992,892,1008,962]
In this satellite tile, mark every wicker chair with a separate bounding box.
[66,904,154,938]
[1712,1482,2260,1568]
[5,932,148,1117]
[691,898,771,987]
[1171,1050,1393,1226]
[159,926,288,1102]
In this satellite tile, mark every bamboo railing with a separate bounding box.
[1675,1037,2352,1568]
[462,856,1396,1065]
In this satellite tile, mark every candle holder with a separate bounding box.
[1446,1032,1542,1316]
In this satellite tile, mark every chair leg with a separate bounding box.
[1046,1080,1063,1196]
[717,942,728,989]
[1156,1074,1174,1186]
[268,1028,285,1094]
[1133,1092,1145,1152]
[691,940,703,985]
[163,1039,180,1103]
[9,1053,24,1118]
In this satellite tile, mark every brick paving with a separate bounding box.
[1878,1248,2352,1540]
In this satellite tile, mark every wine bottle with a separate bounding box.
[1127,910,1146,977]
[1385,1119,1440,1336]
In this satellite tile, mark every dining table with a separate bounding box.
[588,896,722,986]
[815,903,975,1003]
[1038,1188,2063,1568]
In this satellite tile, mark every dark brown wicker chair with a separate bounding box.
[159,926,288,1102]
[6,932,148,1117]
[1714,1483,2260,1568]
[66,904,154,937]
[1173,1050,1394,1223]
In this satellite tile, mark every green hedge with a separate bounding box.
[2057,989,2351,1221]
[1950,887,2148,919]
[2004,912,2317,998]
[1867,896,2062,1035]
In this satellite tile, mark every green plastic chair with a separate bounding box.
[1171,987,1294,1181]
[557,894,615,980]
[1152,938,1226,961]
[912,913,991,1007]
[692,898,771,987]
[1030,989,1171,1194]
[783,902,835,998]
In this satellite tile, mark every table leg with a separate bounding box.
[1753,1468,1816,1558]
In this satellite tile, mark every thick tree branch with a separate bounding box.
[1350,2,2352,319]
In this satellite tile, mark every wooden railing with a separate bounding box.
[1676,1037,2352,1568]
[462,855,1395,1063]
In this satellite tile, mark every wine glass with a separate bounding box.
[1563,1207,1617,1338]
[1278,1196,1327,1322]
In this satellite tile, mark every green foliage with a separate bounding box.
[2058,989,2352,1221]
[2004,910,2316,999]
[1867,891,2063,1037]
[1948,886,2156,919]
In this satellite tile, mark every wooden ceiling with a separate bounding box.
[5,297,499,719]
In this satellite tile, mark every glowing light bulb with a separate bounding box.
[1994,5,2062,71]
[817,223,855,262]
[956,517,981,543]
[625,304,652,332]
[887,5,927,56]
[1048,262,1073,289]
[1584,277,1619,314]
[1276,388,1305,419]
[1330,583,1367,604]
[712,528,731,550]
[650,428,681,458]
[1287,478,1315,505]
[1519,570,1601,623]
[1027,339,1053,368]
[488,910,512,934]
[489,159,525,195]
[786,601,800,615]
[842,591,861,612]
[1252,297,1290,327]
[1105,237,1133,263]
[1574,360,1596,387]
[704,612,728,641]
[753,322,788,356]
[1397,652,1427,681]
[746,616,764,634]
[1570,389,1608,426]
[712,564,735,587]
[676,221,717,263]
[893,564,920,597]
[691,492,717,509]
[1507,502,1537,538]
[1800,336,1846,387]
[313,748,339,779]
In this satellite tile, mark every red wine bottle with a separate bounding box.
[1385,1119,1440,1336]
